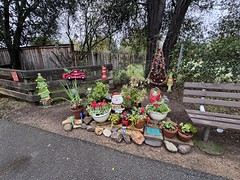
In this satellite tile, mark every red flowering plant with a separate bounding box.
[145,99,171,114]
[120,85,147,109]
[86,100,111,116]
[128,107,148,125]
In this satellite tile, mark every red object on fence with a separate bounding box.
[62,69,86,80]
[101,66,108,80]
[11,71,19,81]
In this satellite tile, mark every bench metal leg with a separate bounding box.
[203,127,211,142]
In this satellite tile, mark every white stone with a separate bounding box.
[164,140,178,153]
[103,129,112,137]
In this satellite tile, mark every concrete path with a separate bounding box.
[0,119,225,180]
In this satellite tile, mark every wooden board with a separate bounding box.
[184,82,240,91]
[190,118,240,130]
[185,109,240,120]
[183,97,240,108]
[0,87,39,102]
[184,89,240,99]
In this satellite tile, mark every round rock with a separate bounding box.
[178,144,191,154]
[63,124,73,132]
[95,127,104,136]
[164,140,178,153]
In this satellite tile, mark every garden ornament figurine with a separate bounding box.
[167,72,174,92]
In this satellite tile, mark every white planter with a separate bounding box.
[149,111,168,121]
[92,109,111,123]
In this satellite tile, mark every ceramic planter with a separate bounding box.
[92,109,111,123]
[163,125,178,138]
[177,130,193,142]
[70,106,83,119]
[149,111,168,121]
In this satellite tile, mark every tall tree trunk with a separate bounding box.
[145,0,166,77]
[163,0,192,69]
[3,0,24,69]
[9,47,21,69]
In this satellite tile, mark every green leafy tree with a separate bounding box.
[0,0,67,69]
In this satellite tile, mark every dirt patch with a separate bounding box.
[0,86,239,180]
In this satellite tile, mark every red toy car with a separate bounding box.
[62,69,86,80]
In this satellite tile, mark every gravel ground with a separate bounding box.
[0,89,240,180]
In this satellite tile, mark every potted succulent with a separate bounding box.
[129,107,147,129]
[120,85,147,109]
[86,100,111,123]
[162,120,178,138]
[61,80,83,119]
[86,82,109,104]
[178,122,197,142]
[145,99,171,121]
[108,113,121,126]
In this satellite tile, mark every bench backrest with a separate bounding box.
[183,82,240,108]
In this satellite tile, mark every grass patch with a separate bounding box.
[194,139,225,155]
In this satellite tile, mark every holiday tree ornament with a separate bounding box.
[147,49,167,86]
[35,73,52,106]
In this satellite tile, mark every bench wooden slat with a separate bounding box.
[184,89,240,99]
[191,118,240,130]
[184,82,240,91]
[183,97,240,108]
[187,113,240,125]
[185,109,240,120]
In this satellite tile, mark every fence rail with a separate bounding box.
[0,64,113,102]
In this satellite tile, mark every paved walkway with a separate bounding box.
[0,119,225,180]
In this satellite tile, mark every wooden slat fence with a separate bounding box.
[0,64,113,102]
[0,45,145,70]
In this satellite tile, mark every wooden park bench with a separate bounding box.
[183,82,240,142]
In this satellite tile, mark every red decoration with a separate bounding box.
[11,72,19,81]
[101,66,108,80]
[147,49,167,85]
[62,69,86,80]
[149,87,161,103]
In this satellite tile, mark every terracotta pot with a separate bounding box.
[122,119,129,126]
[135,119,145,129]
[163,125,178,138]
[70,106,83,119]
[177,130,193,142]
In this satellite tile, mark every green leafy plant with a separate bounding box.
[108,113,121,125]
[129,107,147,125]
[86,82,109,103]
[113,64,146,85]
[86,100,111,116]
[120,85,147,108]
[162,120,176,131]
[60,80,83,109]
[179,122,197,134]
[145,100,171,114]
